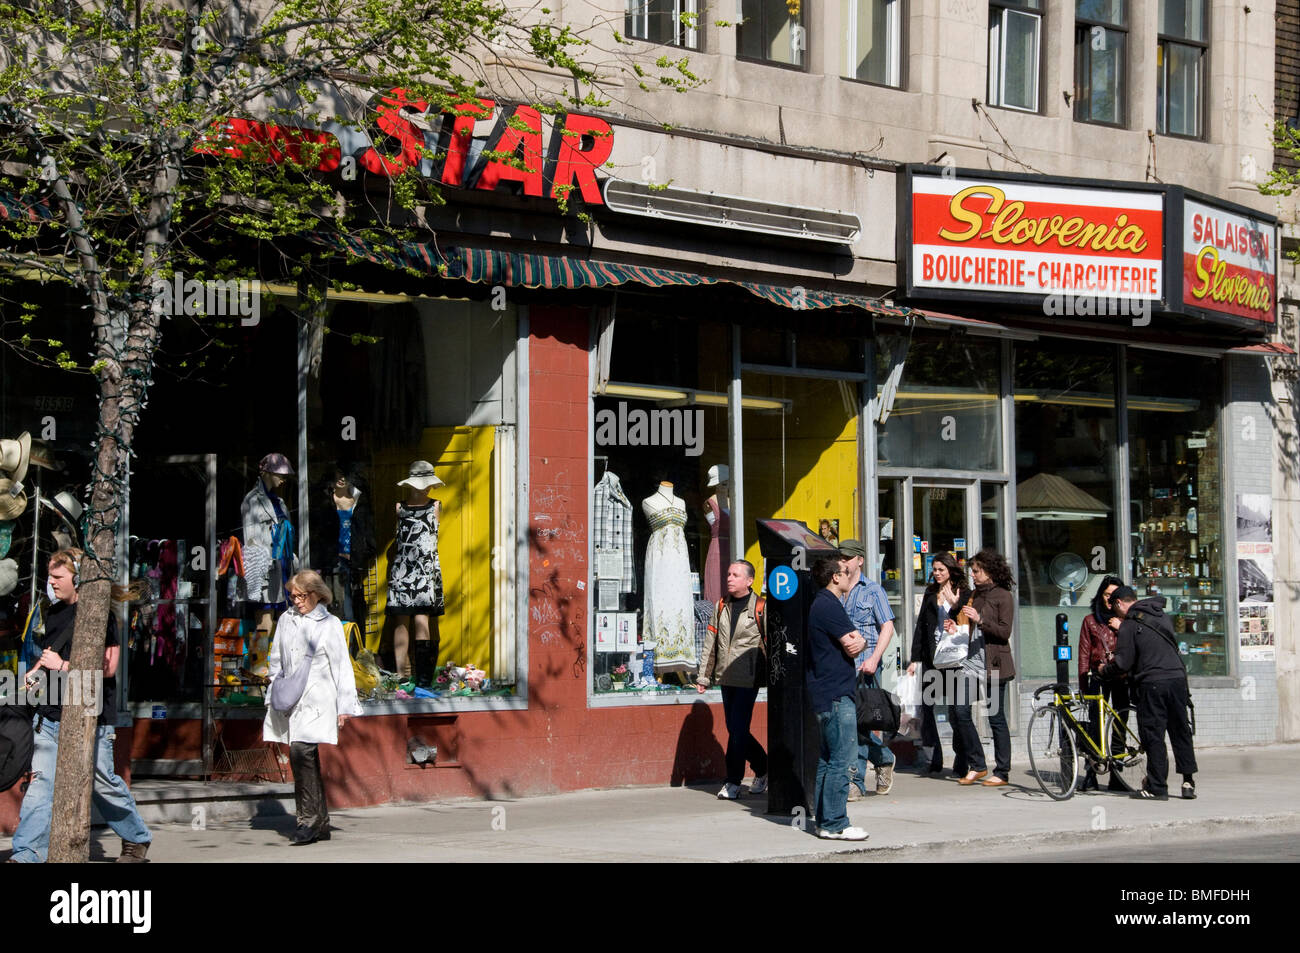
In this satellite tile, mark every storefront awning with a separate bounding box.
[1228,341,1296,356]
[310,231,916,318]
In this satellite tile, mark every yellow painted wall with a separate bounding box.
[370,425,496,674]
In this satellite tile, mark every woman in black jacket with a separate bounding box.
[907,552,970,776]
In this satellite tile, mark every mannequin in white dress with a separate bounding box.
[641,481,696,677]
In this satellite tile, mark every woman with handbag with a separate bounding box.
[264,570,363,846]
[906,552,971,777]
[965,549,1016,787]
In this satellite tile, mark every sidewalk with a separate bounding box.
[5,744,1297,862]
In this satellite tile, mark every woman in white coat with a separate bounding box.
[264,570,362,846]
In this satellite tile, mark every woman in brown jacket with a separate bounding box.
[1078,574,1129,791]
[965,549,1015,786]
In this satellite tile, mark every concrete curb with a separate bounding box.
[752,812,1300,863]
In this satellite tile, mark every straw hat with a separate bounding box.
[0,432,31,488]
[0,558,18,597]
[397,460,444,491]
[707,464,729,487]
[0,478,28,521]
[52,490,85,523]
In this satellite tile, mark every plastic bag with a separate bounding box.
[894,670,923,740]
[932,623,971,669]
[345,622,380,699]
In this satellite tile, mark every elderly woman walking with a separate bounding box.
[264,569,362,846]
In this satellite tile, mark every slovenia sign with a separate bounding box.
[903,169,1165,305]
[1182,197,1276,326]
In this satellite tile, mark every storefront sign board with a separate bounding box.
[1181,197,1276,326]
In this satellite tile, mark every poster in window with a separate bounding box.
[595,613,616,653]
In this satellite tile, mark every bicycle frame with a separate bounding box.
[1043,688,1139,765]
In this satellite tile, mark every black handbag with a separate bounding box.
[855,673,900,735]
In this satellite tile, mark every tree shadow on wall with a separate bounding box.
[670,700,725,787]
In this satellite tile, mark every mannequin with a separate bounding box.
[702,464,731,604]
[641,480,696,677]
[310,466,376,623]
[242,453,296,678]
[388,460,445,691]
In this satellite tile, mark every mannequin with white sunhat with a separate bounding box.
[389,460,445,690]
[702,464,730,604]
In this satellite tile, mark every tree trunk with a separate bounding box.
[47,146,178,861]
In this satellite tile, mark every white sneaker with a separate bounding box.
[749,775,768,795]
[817,826,869,841]
[717,782,741,800]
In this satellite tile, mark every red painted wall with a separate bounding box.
[1,305,761,834]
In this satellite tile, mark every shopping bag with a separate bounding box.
[932,610,975,669]
[855,674,901,734]
[894,670,923,737]
[346,621,380,698]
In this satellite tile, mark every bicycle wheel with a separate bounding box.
[1103,705,1145,790]
[1027,705,1079,800]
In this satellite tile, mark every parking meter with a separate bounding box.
[755,519,838,817]
[1055,613,1071,688]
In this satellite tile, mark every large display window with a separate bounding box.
[590,312,730,697]
[1127,349,1225,676]
[876,332,1003,471]
[1013,341,1121,679]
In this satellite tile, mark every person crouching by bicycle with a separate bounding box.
[1078,575,1128,792]
[1103,587,1197,801]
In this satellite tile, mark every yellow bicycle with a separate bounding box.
[1026,682,1145,800]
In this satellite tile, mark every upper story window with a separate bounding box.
[738,0,806,69]
[988,0,1041,112]
[1074,0,1127,125]
[842,0,902,88]
[1157,0,1206,138]
[625,0,699,48]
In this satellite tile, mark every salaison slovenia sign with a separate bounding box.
[899,165,1278,332]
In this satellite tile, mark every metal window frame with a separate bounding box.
[737,0,808,70]
[625,0,701,50]
[842,0,905,90]
[988,1,1043,113]
[1073,17,1129,127]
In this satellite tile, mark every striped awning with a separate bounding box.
[310,231,914,318]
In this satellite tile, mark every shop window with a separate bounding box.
[842,0,902,88]
[1013,343,1120,679]
[738,0,806,69]
[625,0,699,48]
[1128,350,1225,676]
[1156,0,1206,138]
[1074,0,1127,126]
[741,326,866,375]
[988,0,1041,112]
[592,314,731,699]
[302,299,520,705]
[875,332,1003,471]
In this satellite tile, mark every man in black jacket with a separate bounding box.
[1103,587,1197,801]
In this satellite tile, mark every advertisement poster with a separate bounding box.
[1236,494,1273,604]
[1238,603,1275,662]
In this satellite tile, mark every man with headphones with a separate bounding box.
[7,548,153,863]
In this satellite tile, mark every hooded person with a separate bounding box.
[1104,588,1198,801]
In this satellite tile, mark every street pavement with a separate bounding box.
[4,743,1297,862]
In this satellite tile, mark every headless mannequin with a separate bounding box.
[641,481,684,518]
[392,484,441,680]
[251,470,289,677]
[642,482,691,685]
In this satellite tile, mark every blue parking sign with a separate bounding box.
[768,566,799,601]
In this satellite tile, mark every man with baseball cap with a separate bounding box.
[839,539,898,797]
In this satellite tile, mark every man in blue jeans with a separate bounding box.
[8,549,152,863]
[839,540,897,799]
[806,555,869,841]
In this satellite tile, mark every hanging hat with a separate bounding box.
[54,490,84,522]
[0,558,18,597]
[258,452,295,476]
[0,478,28,521]
[706,464,729,488]
[397,460,444,491]
[0,432,31,488]
[26,438,61,472]
[0,519,13,559]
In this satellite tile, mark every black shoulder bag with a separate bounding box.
[1130,610,1196,737]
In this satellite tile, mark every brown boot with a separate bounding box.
[117,840,150,863]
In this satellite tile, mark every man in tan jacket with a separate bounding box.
[697,560,768,799]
